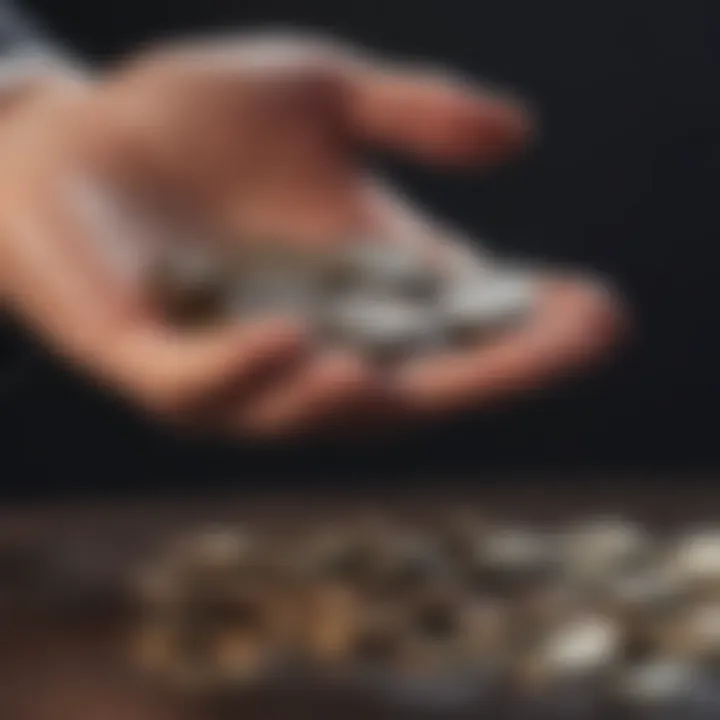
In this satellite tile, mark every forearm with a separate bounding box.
[0,1,87,342]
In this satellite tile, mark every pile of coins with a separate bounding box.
[148,241,539,363]
[134,516,720,715]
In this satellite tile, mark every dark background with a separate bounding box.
[2,0,720,494]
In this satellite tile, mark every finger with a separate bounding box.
[3,205,306,418]
[346,59,535,167]
[110,33,534,173]
[0,172,307,420]
[0,176,148,362]
[221,35,536,167]
[393,277,624,417]
[230,350,384,440]
[103,318,306,420]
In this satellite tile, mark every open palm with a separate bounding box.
[0,35,622,438]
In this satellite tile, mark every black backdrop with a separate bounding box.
[3,0,720,493]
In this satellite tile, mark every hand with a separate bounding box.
[0,35,623,438]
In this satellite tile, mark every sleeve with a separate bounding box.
[0,2,87,113]
[0,1,68,57]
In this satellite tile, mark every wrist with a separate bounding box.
[0,53,90,118]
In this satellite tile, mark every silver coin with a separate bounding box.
[536,614,621,679]
[229,268,319,318]
[147,246,233,326]
[559,519,651,581]
[617,658,703,707]
[441,269,537,345]
[321,296,443,362]
[671,529,720,587]
[327,243,441,300]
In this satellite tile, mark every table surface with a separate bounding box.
[3,483,720,720]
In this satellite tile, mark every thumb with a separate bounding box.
[102,318,306,419]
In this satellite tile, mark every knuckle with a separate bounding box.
[315,355,373,399]
[132,378,193,421]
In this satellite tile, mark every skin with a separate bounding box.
[0,34,625,439]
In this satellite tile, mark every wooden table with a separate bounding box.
[2,482,719,720]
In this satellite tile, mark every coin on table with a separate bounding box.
[519,613,621,688]
[349,601,407,667]
[670,529,720,590]
[362,533,448,600]
[467,526,560,596]
[615,657,706,710]
[666,600,720,664]
[168,526,256,575]
[301,583,363,666]
[559,518,651,582]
